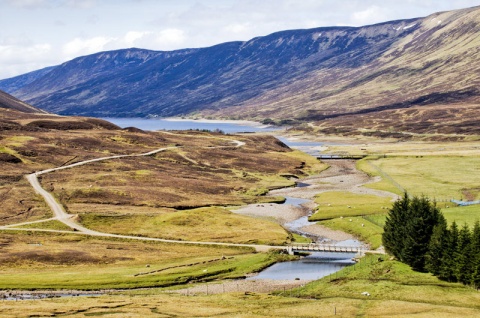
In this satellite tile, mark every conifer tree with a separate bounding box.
[470,221,480,288]
[402,196,443,271]
[383,193,410,260]
[455,223,473,284]
[439,221,459,282]
[425,215,448,276]
[382,194,443,272]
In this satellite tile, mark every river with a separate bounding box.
[102,117,358,280]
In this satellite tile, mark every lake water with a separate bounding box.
[276,137,326,156]
[101,118,332,154]
[102,117,280,134]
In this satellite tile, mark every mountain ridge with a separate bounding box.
[0,89,47,114]
[1,6,478,135]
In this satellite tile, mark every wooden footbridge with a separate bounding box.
[286,244,366,255]
[317,155,367,160]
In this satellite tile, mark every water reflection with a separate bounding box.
[101,118,280,134]
[248,252,356,280]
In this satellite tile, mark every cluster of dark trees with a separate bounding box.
[383,194,480,287]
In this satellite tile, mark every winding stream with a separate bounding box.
[99,118,389,281]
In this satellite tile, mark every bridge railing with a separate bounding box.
[287,244,365,254]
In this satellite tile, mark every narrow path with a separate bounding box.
[1,138,279,252]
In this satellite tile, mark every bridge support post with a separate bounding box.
[286,246,294,255]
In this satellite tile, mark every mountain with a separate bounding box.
[1,6,479,136]
[0,66,55,94]
[0,89,47,114]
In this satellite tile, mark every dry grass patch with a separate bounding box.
[79,207,289,245]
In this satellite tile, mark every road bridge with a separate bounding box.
[286,244,366,255]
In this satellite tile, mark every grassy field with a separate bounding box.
[309,191,393,221]
[319,217,384,249]
[0,231,292,290]
[356,158,404,195]
[442,205,480,227]
[1,255,479,317]
[79,207,290,245]
[328,140,480,201]
[2,111,480,316]
[293,254,480,316]
[15,219,73,231]
[367,156,480,200]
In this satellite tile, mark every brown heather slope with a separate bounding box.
[203,6,480,137]
[0,109,316,227]
[0,89,47,114]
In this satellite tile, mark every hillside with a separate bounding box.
[0,89,47,114]
[1,6,479,136]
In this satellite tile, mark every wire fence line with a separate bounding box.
[364,159,405,193]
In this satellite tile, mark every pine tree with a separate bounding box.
[425,215,448,276]
[470,221,480,288]
[439,222,459,282]
[383,193,410,260]
[382,194,443,272]
[455,223,473,284]
[402,196,443,271]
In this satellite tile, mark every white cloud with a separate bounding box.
[61,29,186,60]
[223,23,251,35]
[0,43,53,78]
[66,0,96,9]
[124,31,152,46]
[351,6,387,25]
[154,29,186,48]
[0,43,52,63]
[62,36,115,57]
[2,0,480,79]
[4,0,96,9]
[5,0,49,9]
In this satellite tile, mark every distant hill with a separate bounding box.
[1,6,479,136]
[0,89,47,114]
[0,66,55,94]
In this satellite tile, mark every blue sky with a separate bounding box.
[1,0,479,79]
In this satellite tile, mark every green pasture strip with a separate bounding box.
[365,155,480,200]
[319,217,384,249]
[310,191,393,221]
[356,158,404,195]
[442,204,480,227]
[0,251,280,290]
[291,255,480,312]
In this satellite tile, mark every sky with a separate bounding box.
[1,0,479,79]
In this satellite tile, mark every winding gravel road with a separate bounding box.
[1,139,280,252]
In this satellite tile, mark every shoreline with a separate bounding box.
[161,117,273,128]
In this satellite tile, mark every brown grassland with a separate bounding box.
[2,108,480,317]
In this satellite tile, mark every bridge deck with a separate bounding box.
[317,155,367,160]
[287,244,364,254]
